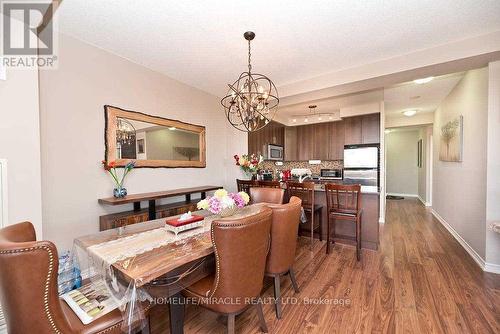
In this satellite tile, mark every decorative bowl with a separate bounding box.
[219,206,239,217]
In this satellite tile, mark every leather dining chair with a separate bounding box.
[325,183,363,260]
[250,187,284,204]
[0,221,150,334]
[286,181,323,250]
[265,196,302,319]
[256,180,282,189]
[182,206,272,334]
[236,179,258,194]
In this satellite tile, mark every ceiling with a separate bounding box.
[384,73,464,117]
[57,1,500,98]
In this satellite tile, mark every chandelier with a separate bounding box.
[116,118,136,145]
[221,31,279,132]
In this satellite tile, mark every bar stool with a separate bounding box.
[250,187,284,204]
[325,183,362,260]
[286,181,323,249]
[236,179,258,193]
[257,180,282,189]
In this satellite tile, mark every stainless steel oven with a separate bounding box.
[266,144,284,161]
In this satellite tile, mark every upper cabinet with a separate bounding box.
[247,113,380,161]
[248,121,284,156]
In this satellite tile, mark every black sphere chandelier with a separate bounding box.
[221,31,279,132]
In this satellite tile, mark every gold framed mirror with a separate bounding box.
[104,105,206,168]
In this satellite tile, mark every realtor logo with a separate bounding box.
[1,0,58,68]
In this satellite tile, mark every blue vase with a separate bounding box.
[113,187,127,198]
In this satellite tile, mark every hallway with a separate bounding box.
[152,199,500,333]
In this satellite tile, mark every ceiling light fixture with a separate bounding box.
[413,77,434,84]
[220,31,279,132]
[304,117,308,123]
[403,110,417,117]
[168,126,177,130]
[292,118,297,123]
[116,118,136,145]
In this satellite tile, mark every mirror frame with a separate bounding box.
[104,105,206,168]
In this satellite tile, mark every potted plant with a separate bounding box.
[233,153,263,180]
[102,160,135,198]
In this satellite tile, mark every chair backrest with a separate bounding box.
[265,196,302,275]
[257,180,281,189]
[286,181,315,208]
[324,183,362,215]
[236,179,258,193]
[209,206,272,314]
[0,222,72,334]
[250,187,284,204]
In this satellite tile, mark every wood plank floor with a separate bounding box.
[150,198,500,333]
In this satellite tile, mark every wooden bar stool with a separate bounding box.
[325,183,363,260]
[236,179,258,193]
[286,181,323,250]
[257,180,282,189]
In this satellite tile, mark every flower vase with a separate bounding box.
[113,187,127,198]
[219,206,239,217]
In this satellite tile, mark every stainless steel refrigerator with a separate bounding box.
[343,144,379,192]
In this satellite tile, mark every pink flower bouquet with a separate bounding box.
[197,189,250,216]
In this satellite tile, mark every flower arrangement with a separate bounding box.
[197,189,250,216]
[102,160,135,198]
[233,153,264,177]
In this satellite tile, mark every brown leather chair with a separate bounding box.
[182,206,272,334]
[286,181,323,249]
[236,179,258,193]
[0,221,150,334]
[325,183,363,260]
[250,187,284,204]
[265,196,302,319]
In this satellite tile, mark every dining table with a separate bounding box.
[73,204,265,334]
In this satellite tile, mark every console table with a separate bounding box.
[98,185,221,231]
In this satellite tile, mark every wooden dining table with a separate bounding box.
[74,205,264,334]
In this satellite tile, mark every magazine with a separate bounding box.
[61,280,118,325]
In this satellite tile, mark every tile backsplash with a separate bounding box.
[260,160,343,175]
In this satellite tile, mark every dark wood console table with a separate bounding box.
[98,185,221,231]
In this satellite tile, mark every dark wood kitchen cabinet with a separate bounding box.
[296,124,314,160]
[248,121,284,155]
[284,126,298,161]
[343,116,363,145]
[328,121,345,160]
[361,113,380,144]
[313,123,330,160]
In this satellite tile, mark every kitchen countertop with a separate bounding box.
[270,179,379,194]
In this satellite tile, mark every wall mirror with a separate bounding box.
[105,105,206,168]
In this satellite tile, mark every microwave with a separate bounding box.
[266,144,284,161]
[320,168,343,180]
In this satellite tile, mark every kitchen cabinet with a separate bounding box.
[344,116,363,145]
[296,125,314,161]
[328,121,345,160]
[284,126,298,161]
[361,113,380,144]
[313,123,330,160]
[247,121,284,155]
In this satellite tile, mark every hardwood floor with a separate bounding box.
[150,199,500,333]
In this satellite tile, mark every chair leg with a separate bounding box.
[356,216,361,261]
[273,275,282,319]
[326,215,331,254]
[227,314,235,334]
[141,317,151,334]
[318,208,323,241]
[289,268,300,293]
[310,211,314,250]
[255,302,268,333]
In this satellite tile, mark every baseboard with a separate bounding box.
[431,209,499,274]
[417,195,432,207]
[387,192,418,198]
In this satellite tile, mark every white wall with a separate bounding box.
[386,130,419,196]
[0,14,43,236]
[39,34,245,251]
[486,61,500,267]
[432,68,488,259]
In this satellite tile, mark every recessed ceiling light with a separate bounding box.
[329,116,333,120]
[414,77,434,84]
[318,116,322,121]
[384,129,392,134]
[403,110,417,117]
[292,118,297,123]
[169,126,177,130]
[304,117,308,123]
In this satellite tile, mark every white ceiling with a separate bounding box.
[384,73,464,117]
[57,0,500,98]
